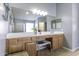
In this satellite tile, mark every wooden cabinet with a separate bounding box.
[7,39,18,53]
[37,36,46,41]
[22,37,32,43]
[6,37,32,54]
[6,34,64,55]
[26,43,36,56]
[31,37,37,43]
[52,35,59,50]
[52,34,64,50]
[58,35,64,48]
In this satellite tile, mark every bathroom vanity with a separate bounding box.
[6,32,64,55]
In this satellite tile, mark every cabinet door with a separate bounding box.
[22,37,32,43]
[52,36,59,50]
[37,36,45,41]
[32,37,37,43]
[8,39,18,53]
[26,43,36,56]
[6,39,9,54]
[58,35,64,48]
[9,39,17,45]
[22,37,32,50]
[17,38,25,51]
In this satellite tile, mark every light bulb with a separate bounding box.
[40,11,44,16]
[36,10,41,15]
[44,12,48,15]
[26,11,29,14]
[32,9,37,14]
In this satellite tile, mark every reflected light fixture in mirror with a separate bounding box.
[32,9,48,16]
[45,12,48,15]
[32,9,37,14]
[40,11,44,16]
[37,10,41,15]
[26,11,29,15]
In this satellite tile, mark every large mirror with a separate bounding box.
[51,19,62,29]
[8,4,63,33]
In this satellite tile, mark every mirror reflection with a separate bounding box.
[8,6,63,33]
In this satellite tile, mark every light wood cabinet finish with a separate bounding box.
[37,36,46,41]
[58,35,64,48]
[52,34,64,50]
[52,35,59,50]
[26,43,36,56]
[6,37,32,54]
[31,37,37,43]
[6,34,64,55]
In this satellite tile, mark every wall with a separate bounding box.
[72,4,79,50]
[56,3,72,49]
[56,3,79,50]
[78,4,79,49]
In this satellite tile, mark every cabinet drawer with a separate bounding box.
[32,37,37,43]
[8,44,23,53]
[22,37,32,43]
[37,36,45,41]
[8,39,17,45]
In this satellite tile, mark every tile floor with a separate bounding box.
[7,48,79,56]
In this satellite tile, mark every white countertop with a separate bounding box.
[6,32,64,39]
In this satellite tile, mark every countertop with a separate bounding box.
[6,32,64,39]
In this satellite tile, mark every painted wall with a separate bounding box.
[72,4,79,50]
[77,4,79,49]
[56,3,72,49]
[56,3,79,50]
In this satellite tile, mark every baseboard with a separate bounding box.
[71,47,79,52]
[63,47,79,52]
[63,47,72,52]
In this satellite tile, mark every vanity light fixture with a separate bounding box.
[32,9,37,14]
[40,11,44,16]
[36,10,41,15]
[32,9,48,16]
[44,12,48,15]
[26,11,29,15]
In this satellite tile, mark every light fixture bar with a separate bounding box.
[32,9,48,16]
